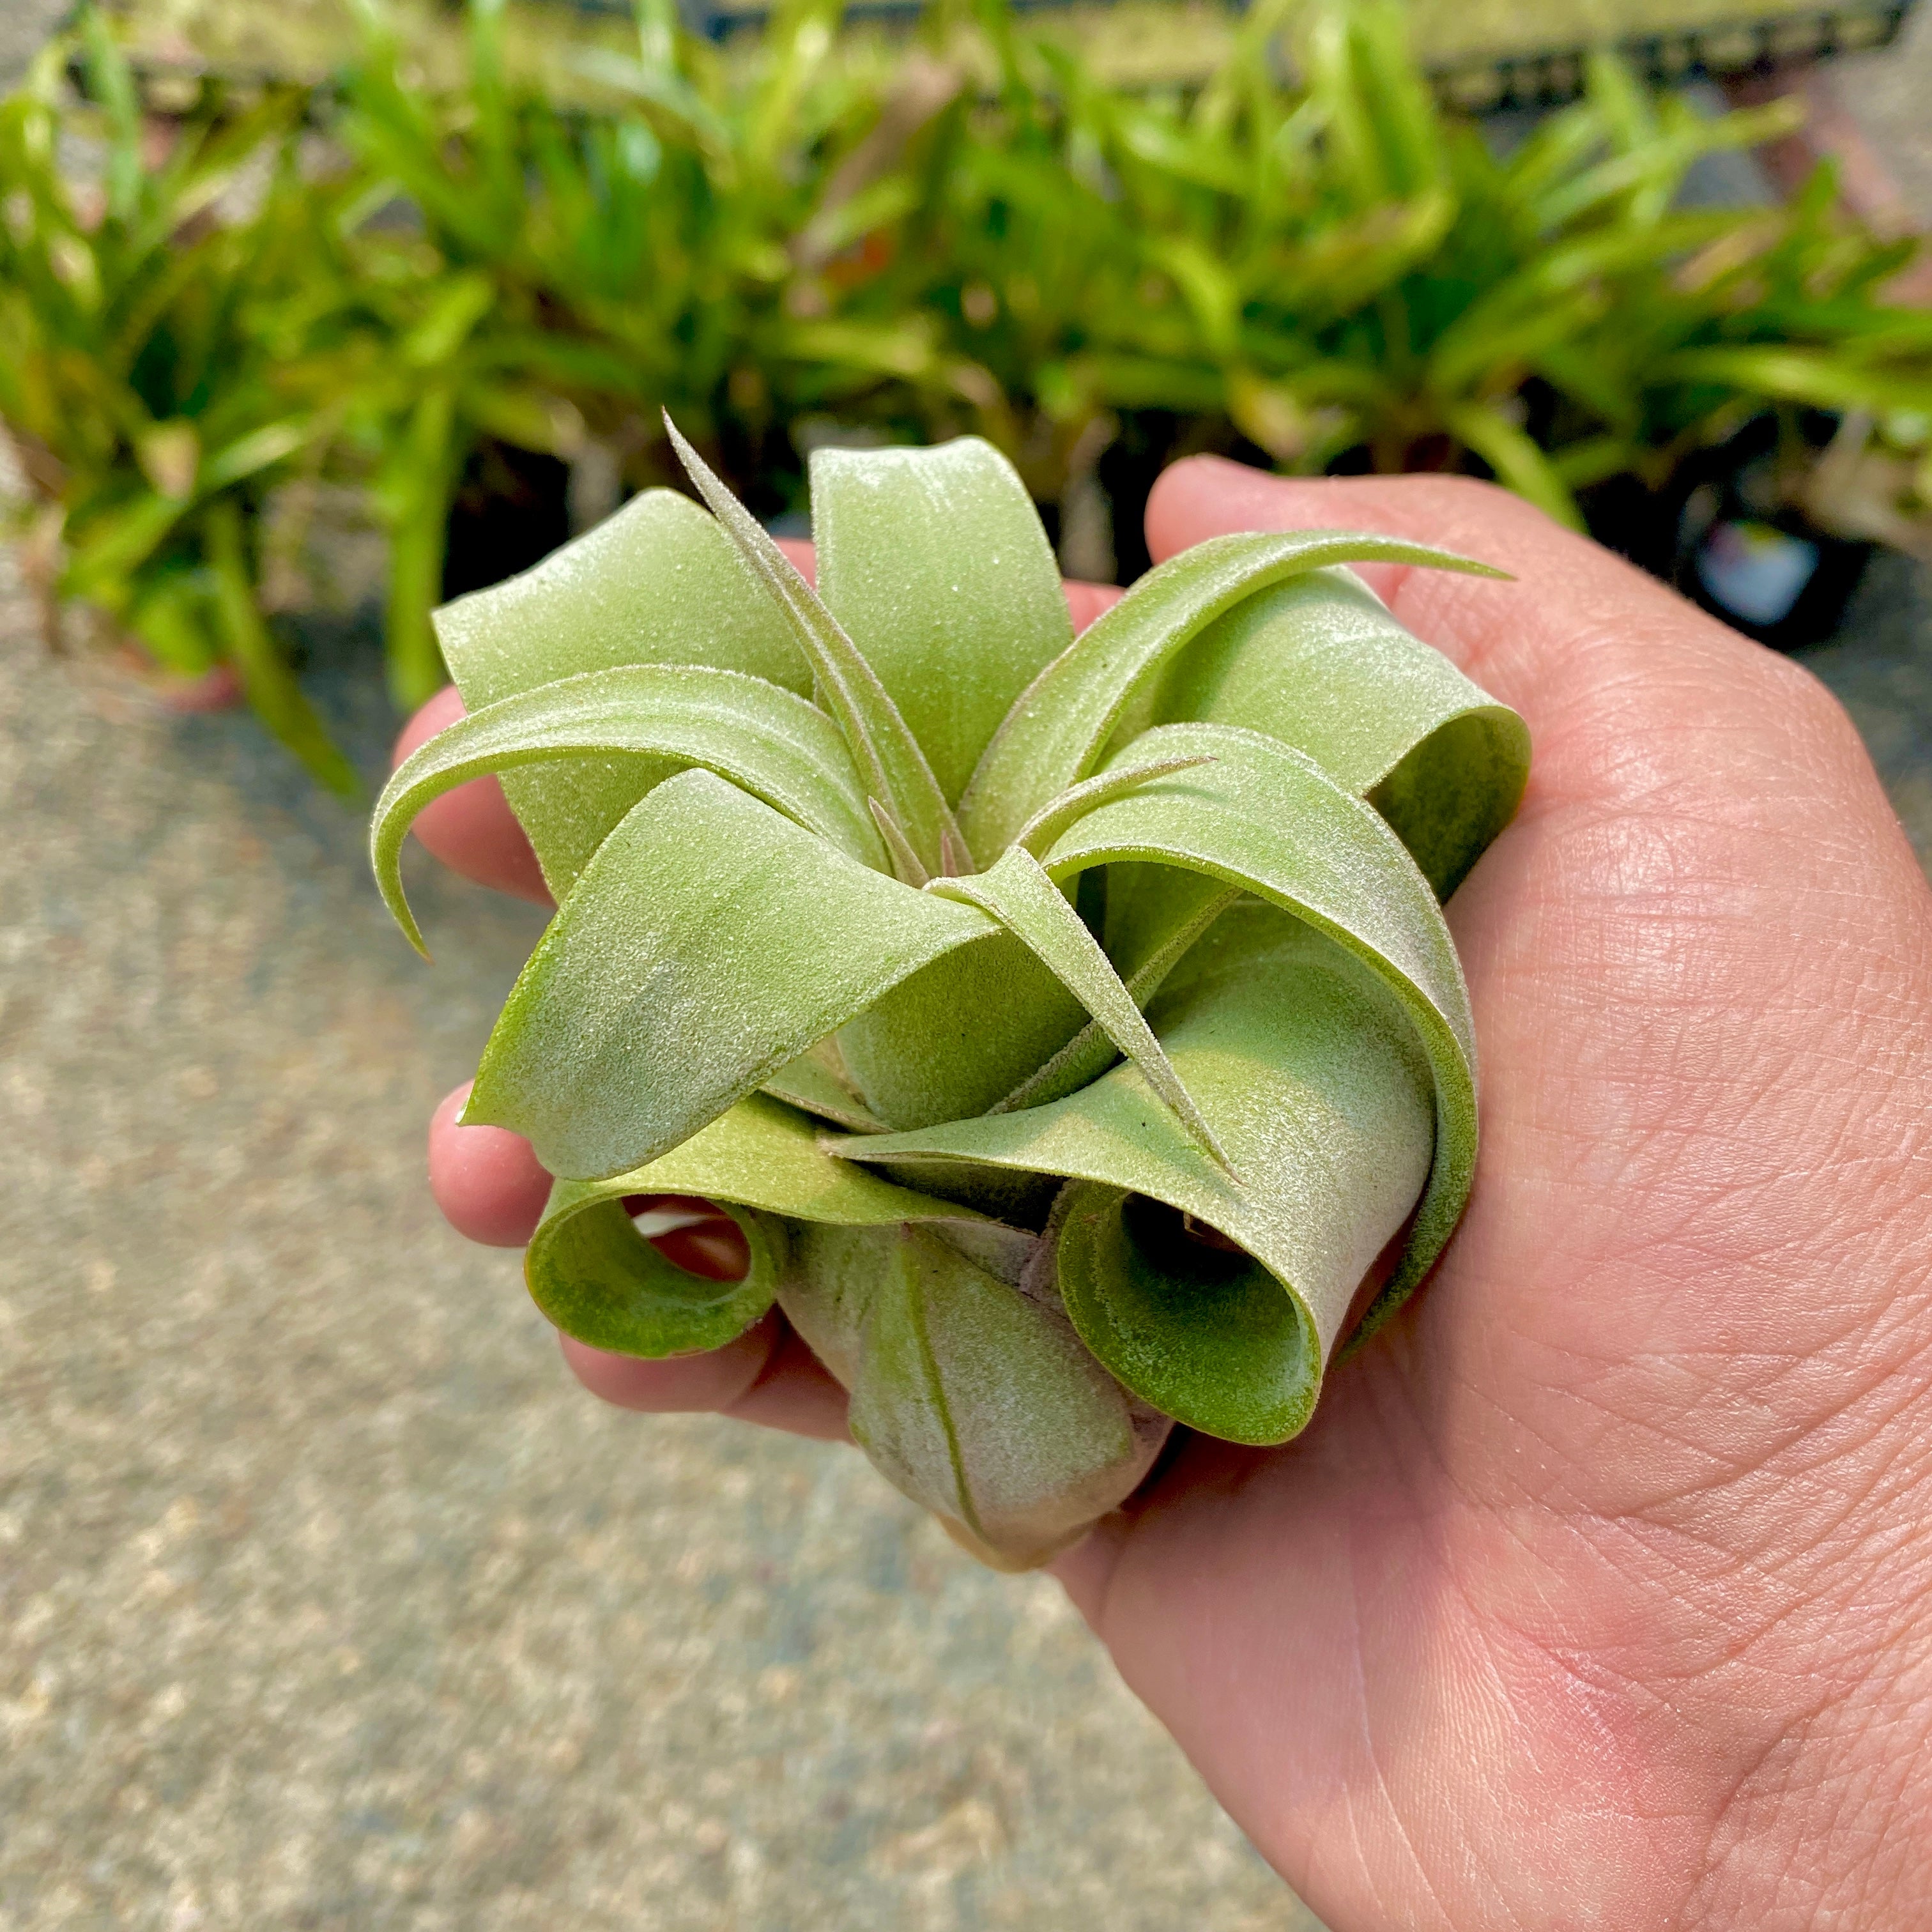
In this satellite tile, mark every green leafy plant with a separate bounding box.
[371,426,1528,1567]
[0,18,361,792]
[227,0,1932,672]
[330,0,919,707]
[1794,406,1932,562]
[838,0,1932,533]
[8,0,1927,798]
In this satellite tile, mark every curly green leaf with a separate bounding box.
[663,413,965,882]
[528,1091,988,1356]
[1038,721,1477,1338]
[958,528,1508,859]
[466,768,997,1181]
[812,437,1072,813]
[930,847,1234,1174]
[834,909,1436,1443]
[1138,565,1530,899]
[433,487,809,893]
[370,663,884,953]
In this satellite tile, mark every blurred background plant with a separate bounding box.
[852,0,1932,572]
[326,0,919,709]
[0,15,362,790]
[2,0,1928,791]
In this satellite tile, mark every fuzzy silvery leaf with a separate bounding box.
[431,486,808,893]
[760,1042,887,1133]
[1128,564,1531,900]
[663,415,967,884]
[1032,721,1480,1344]
[955,525,1512,862]
[371,662,886,953]
[780,1220,1170,1572]
[530,1092,1165,1564]
[526,1090,978,1356]
[809,437,1072,814]
[463,769,997,1179]
[928,846,1234,1174]
[835,905,1438,1445]
[376,431,1528,1567]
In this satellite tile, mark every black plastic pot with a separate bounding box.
[440,413,1874,650]
[440,427,801,601]
[1581,413,1873,650]
[1680,508,1874,650]
[441,440,572,602]
[1097,411,1276,585]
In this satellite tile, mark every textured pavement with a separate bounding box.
[0,549,1316,1931]
[1802,555,1932,868]
[1827,0,1932,221]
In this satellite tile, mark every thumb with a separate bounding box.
[1142,456,1761,726]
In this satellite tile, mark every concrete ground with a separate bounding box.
[1826,0,1932,219]
[1802,555,1932,866]
[0,1,67,89]
[0,539,1322,1931]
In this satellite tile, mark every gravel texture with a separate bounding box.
[0,1,68,89]
[1799,552,1932,869]
[0,548,1314,1931]
[1828,0,1932,223]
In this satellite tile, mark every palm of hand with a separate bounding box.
[410,463,1932,1932]
[1064,468,1932,1931]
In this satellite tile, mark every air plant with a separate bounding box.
[372,425,1526,1567]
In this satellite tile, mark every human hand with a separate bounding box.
[399,470,1932,1930]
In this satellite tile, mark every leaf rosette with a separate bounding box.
[372,424,1528,1569]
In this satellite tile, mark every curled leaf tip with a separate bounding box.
[663,413,965,882]
[928,848,1233,1174]
[1188,1119,1239,1184]
[379,870,433,960]
[368,785,433,959]
[1011,753,1219,858]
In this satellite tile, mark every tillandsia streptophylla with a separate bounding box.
[372,421,1529,1568]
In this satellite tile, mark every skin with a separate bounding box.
[399,463,1932,1930]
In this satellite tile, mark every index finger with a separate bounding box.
[1142,457,1855,825]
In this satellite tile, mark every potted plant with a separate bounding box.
[0,19,358,790]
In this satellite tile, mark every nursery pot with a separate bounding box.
[442,440,572,601]
[1584,413,1873,650]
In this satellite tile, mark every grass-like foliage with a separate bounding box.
[3,0,1929,795]
[851,0,1932,524]
[372,428,1528,1566]
[0,20,362,792]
